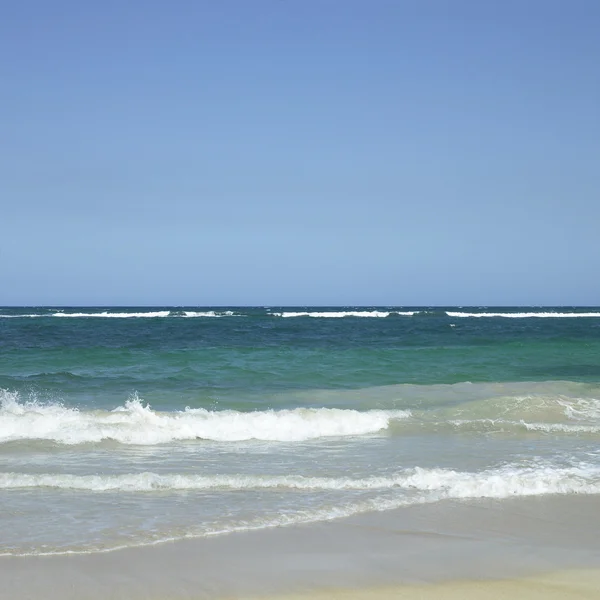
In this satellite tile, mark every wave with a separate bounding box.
[446,311,600,318]
[271,311,416,318]
[2,464,598,496]
[0,311,172,319]
[3,383,598,445]
[181,310,237,317]
[0,310,241,319]
[399,381,600,423]
[2,461,599,557]
[2,308,599,319]
[442,418,600,435]
[520,422,600,433]
[268,310,600,319]
[56,311,172,318]
[0,391,409,445]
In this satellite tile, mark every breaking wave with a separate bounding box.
[270,310,600,319]
[181,311,237,317]
[271,311,415,318]
[2,464,598,495]
[0,391,409,445]
[52,311,171,318]
[2,308,599,319]
[446,311,600,318]
[0,310,242,318]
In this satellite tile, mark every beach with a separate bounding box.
[1,307,600,598]
[263,572,600,600]
[1,494,599,599]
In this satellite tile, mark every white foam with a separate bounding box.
[271,311,415,318]
[0,391,409,445]
[0,310,241,318]
[2,465,598,496]
[51,311,171,318]
[446,410,600,432]
[557,397,600,421]
[4,309,598,319]
[2,463,599,557]
[446,311,600,318]
[182,311,237,317]
[521,422,600,433]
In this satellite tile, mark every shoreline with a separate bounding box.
[1,495,599,599]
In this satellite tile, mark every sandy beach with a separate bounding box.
[257,571,600,600]
[2,495,599,599]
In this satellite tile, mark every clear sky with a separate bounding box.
[2,0,599,306]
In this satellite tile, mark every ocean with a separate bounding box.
[1,306,600,557]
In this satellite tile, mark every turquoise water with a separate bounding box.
[1,307,600,554]
[3,306,600,407]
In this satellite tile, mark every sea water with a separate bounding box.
[1,307,600,555]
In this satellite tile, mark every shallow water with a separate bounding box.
[1,306,600,554]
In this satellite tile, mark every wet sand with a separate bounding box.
[256,570,600,600]
[1,495,599,599]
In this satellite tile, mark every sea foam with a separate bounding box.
[182,311,237,317]
[52,311,172,318]
[0,391,409,445]
[446,311,600,318]
[0,310,240,318]
[271,311,415,318]
[2,464,597,496]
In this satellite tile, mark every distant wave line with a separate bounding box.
[0,310,242,319]
[1,309,600,319]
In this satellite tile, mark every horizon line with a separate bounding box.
[1,305,599,309]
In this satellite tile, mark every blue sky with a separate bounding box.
[2,0,599,305]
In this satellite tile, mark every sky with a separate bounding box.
[1,0,599,306]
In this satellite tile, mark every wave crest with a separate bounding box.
[2,464,598,496]
[446,311,600,318]
[271,311,402,318]
[0,391,409,445]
